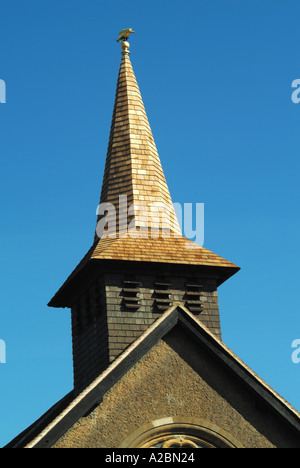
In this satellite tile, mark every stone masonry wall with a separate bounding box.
[53,335,300,448]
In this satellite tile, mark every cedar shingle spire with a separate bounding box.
[48,37,240,309]
[95,39,181,240]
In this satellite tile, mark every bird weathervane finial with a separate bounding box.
[117,28,135,56]
[117,28,135,43]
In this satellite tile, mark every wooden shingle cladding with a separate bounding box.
[49,47,239,311]
[70,266,222,393]
[46,44,240,395]
[91,234,239,268]
[96,52,181,238]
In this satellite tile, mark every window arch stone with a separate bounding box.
[121,417,243,448]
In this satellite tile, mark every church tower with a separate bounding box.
[6,31,300,450]
[48,38,239,393]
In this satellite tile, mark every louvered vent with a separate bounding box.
[122,279,141,310]
[185,281,203,313]
[154,280,173,311]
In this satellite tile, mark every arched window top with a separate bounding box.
[141,434,214,449]
[121,417,243,449]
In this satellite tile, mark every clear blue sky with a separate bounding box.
[1,0,300,447]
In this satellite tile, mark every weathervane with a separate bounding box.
[116,28,135,55]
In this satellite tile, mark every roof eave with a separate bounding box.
[48,257,240,309]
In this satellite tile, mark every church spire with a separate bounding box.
[95,36,181,240]
[49,32,239,311]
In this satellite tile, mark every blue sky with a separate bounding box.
[0,0,300,446]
